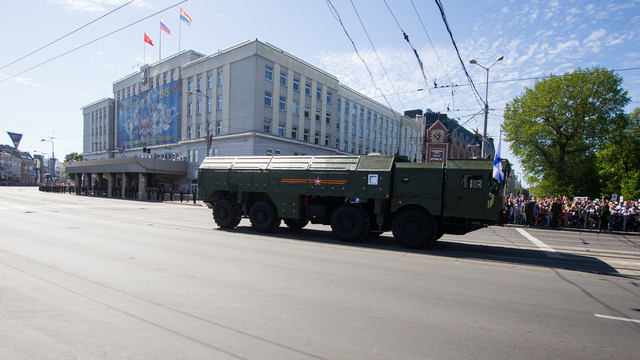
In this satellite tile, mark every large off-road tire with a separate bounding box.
[392,207,437,249]
[249,199,281,233]
[283,218,309,230]
[330,204,370,243]
[213,197,241,229]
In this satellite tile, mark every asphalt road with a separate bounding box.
[1,187,639,359]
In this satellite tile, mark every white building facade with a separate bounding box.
[70,40,422,198]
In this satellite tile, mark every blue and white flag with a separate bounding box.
[493,130,504,183]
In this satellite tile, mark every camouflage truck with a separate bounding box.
[198,154,510,249]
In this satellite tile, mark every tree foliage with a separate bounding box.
[597,108,640,200]
[503,67,630,197]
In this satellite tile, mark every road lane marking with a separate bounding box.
[595,314,640,324]
[516,228,563,258]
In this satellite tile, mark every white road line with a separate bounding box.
[595,314,640,324]
[516,228,563,258]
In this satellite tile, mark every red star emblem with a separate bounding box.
[314,177,322,185]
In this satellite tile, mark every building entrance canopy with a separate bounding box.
[64,156,188,175]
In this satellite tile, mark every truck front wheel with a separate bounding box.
[213,197,241,229]
[249,199,281,233]
[392,208,437,249]
[331,204,370,243]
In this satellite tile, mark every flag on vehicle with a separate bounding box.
[180,8,192,26]
[493,130,504,183]
[144,32,154,46]
[160,19,171,35]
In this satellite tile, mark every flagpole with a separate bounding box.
[179,17,182,53]
[159,25,161,61]
[144,32,146,64]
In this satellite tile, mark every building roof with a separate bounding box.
[0,144,33,160]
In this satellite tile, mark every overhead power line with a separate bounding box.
[433,0,484,109]
[0,0,188,84]
[0,0,136,72]
[348,0,405,110]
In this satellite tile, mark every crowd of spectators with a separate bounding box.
[505,195,639,232]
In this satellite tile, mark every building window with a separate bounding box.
[343,140,348,151]
[189,150,193,162]
[217,121,222,135]
[359,126,363,137]
[292,100,299,115]
[336,117,340,129]
[279,96,286,111]
[163,73,168,84]
[217,95,223,110]
[197,100,202,114]
[314,132,320,145]
[214,148,219,156]
[171,71,176,81]
[132,86,136,95]
[264,91,272,107]
[352,123,356,135]
[188,81,193,92]
[374,114,377,124]
[360,108,364,119]
[278,123,285,136]
[303,129,309,142]
[207,75,213,89]
[197,125,202,138]
[385,119,389,129]
[326,91,332,104]
[373,131,377,142]
[326,112,331,124]
[187,126,192,139]
[267,147,273,156]
[207,98,212,112]
[264,118,271,133]
[344,121,348,133]
[291,126,298,139]
[293,77,300,92]
[384,135,388,145]
[156,76,160,88]
[335,139,340,149]
[218,72,223,86]
[344,101,349,114]
[197,78,202,90]
[275,149,281,156]
[316,86,322,101]
[194,150,199,163]
[366,129,370,139]
[358,145,363,155]
[188,102,193,116]
[304,104,310,118]
[337,98,341,111]
[315,109,321,122]
[280,72,287,86]
[305,82,311,96]
[265,65,273,81]
[367,111,371,122]
[325,134,330,146]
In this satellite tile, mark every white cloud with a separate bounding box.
[48,0,148,13]
[583,29,606,53]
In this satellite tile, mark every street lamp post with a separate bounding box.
[186,89,211,157]
[469,55,503,158]
[41,137,55,182]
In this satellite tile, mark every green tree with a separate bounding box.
[64,152,83,162]
[598,108,640,200]
[503,67,630,197]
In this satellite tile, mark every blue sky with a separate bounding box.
[1,0,639,185]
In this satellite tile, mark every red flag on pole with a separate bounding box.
[144,32,154,46]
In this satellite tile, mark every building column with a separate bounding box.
[121,172,127,198]
[107,173,114,197]
[138,172,147,200]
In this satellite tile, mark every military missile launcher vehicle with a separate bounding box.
[197,154,510,249]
